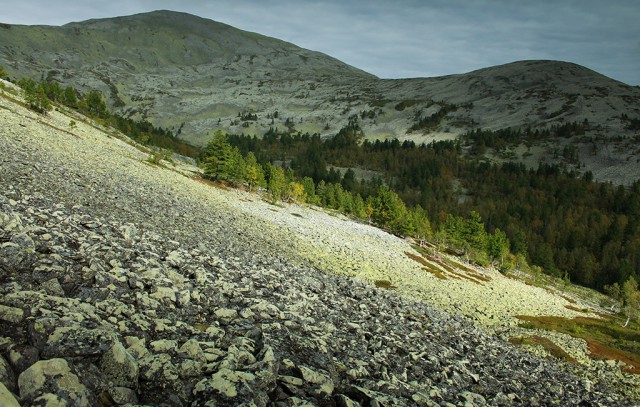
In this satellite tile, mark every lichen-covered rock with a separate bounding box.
[0,355,16,394]
[192,368,270,406]
[0,234,36,272]
[18,358,91,406]
[6,345,39,375]
[41,326,117,358]
[0,305,24,324]
[0,382,20,407]
[109,386,138,405]
[101,341,139,389]
[297,365,334,397]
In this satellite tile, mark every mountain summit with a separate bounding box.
[1,11,639,183]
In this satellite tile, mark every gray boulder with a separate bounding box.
[100,341,139,389]
[18,358,91,406]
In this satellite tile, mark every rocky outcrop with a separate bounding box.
[0,84,638,405]
[0,191,633,405]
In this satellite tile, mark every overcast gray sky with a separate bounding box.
[1,0,638,85]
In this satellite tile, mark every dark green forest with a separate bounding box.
[223,118,640,291]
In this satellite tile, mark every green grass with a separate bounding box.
[516,314,640,373]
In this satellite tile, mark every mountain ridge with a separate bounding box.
[1,10,639,184]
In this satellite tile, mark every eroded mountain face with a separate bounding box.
[1,10,639,183]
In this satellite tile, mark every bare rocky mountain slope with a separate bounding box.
[1,11,640,184]
[1,79,639,404]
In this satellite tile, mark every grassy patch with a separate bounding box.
[448,269,484,285]
[509,335,579,365]
[565,305,589,313]
[423,266,447,280]
[409,245,492,284]
[516,315,640,373]
[375,280,397,289]
[405,251,430,267]
[405,251,448,279]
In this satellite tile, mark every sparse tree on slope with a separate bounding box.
[622,276,640,327]
[266,164,286,203]
[244,152,265,192]
[204,130,232,180]
[488,228,510,266]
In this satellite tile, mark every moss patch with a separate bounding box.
[509,335,579,365]
[516,315,640,373]
[375,280,397,289]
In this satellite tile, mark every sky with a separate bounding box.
[1,0,638,85]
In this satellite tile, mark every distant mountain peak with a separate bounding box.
[1,12,639,184]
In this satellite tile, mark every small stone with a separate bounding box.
[150,287,177,303]
[101,342,139,388]
[42,326,117,358]
[150,339,178,354]
[335,394,360,407]
[298,365,334,397]
[40,278,65,297]
[177,289,191,307]
[178,339,206,362]
[0,305,24,324]
[214,308,238,319]
[109,386,138,405]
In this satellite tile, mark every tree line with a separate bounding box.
[217,119,640,292]
[6,71,200,158]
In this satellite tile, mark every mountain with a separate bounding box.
[1,78,638,405]
[1,11,639,183]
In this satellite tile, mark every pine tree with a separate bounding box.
[63,86,78,108]
[204,130,232,180]
[225,146,246,185]
[301,177,317,204]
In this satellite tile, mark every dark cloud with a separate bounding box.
[0,0,637,84]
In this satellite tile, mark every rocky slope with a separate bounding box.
[1,11,640,184]
[1,82,639,405]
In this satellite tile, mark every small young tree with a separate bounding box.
[81,90,108,118]
[487,228,510,266]
[622,276,640,327]
[244,152,265,192]
[604,282,622,312]
[225,146,245,185]
[301,177,317,204]
[266,164,286,203]
[287,181,306,203]
[63,86,78,108]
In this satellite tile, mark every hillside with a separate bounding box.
[1,78,640,405]
[1,11,640,184]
